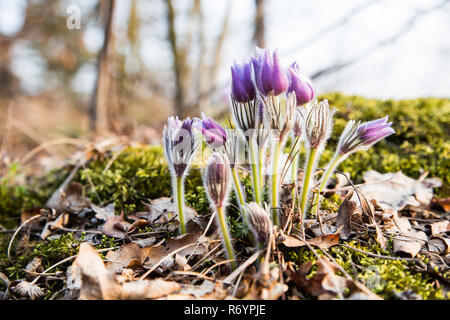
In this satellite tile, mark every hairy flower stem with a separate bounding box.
[231,166,247,219]
[249,139,262,205]
[271,139,282,225]
[217,205,237,270]
[258,147,265,194]
[175,175,186,234]
[312,152,342,218]
[299,147,318,226]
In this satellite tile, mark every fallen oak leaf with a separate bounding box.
[281,233,340,249]
[101,212,131,239]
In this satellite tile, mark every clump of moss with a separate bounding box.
[318,93,450,197]
[0,163,67,228]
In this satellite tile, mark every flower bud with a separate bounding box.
[163,116,198,177]
[251,48,289,96]
[287,62,314,106]
[338,116,395,155]
[231,60,256,103]
[200,113,227,150]
[204,152,231,208]
[246,202,272,245]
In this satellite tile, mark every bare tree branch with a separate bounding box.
[310,0,450,80]
[284,0,382,54]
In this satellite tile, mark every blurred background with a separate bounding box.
[0,0,449,159]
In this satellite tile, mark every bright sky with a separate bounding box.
[1,0,449,99]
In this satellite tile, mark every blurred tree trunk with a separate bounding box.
[253,0,265,48]
[166,0,189,118]
[90,0,116,133]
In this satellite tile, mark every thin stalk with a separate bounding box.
[175,175,186,234]
[231,165,256,246]
[258,146,265,195]
[271,139,282,225]
[299,147,318,220]
[312,152,342,218]
[231,166,246,219]
[217,205,236,270]
[249,138,262,205]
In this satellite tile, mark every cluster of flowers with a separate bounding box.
[162,48,395,269]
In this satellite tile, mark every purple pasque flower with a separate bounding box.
[338,116,395,155]
[287,62,315,106]
[231,59,256,103]
[251,47,289,96]
[204,152,231,208]
[163,116,199,177]
[200,113,227,149]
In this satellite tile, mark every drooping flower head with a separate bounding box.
[251,47,289,96]
[338,116,395,156]
[163,116,198,177]
[231,59,256,103]
[287,62,315,106]
[200,113,227,150]
[304,99,336,149]
[246,202,272,245]
[204,152,231,208]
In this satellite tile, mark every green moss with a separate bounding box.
[284,239,447,300]
[0,163,67,228]
[317,93,450,197]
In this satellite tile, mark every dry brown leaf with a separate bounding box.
[177,280,216,298]
[292,257,380,300]
[24,257,44,279]
[91,203,115,221]
[393,230,427,258]
[101,212,131,239]
[292,257,346,298]
[46,181,90,213]
[144,197,197,225]
[281,233,339,249]
[71,242,180,300]
[428,237,450,255]
[336,189,357,239]
[40,212,70,239]
[119,279,181,300]
[358,170,441,211]
[105,233,207,274]
[428,221,450,236]
[11,281,46,300]
[20,208,42,224]
[431,198,450,212]
[353,189,387,249]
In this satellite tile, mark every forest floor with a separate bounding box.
[0,93,449,300]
